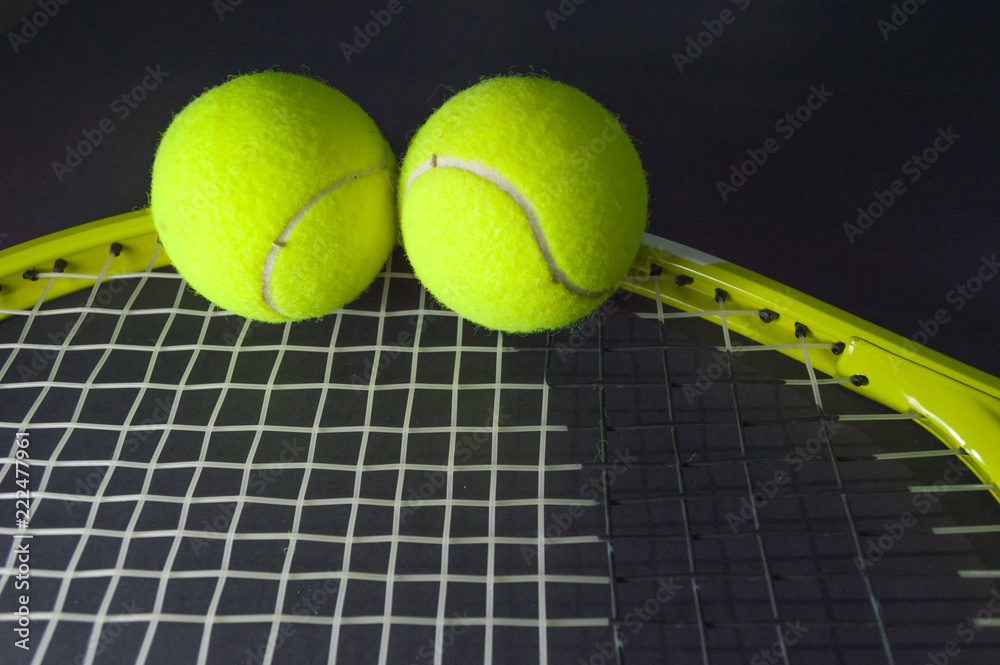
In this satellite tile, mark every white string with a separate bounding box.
[3,237,993,665]
[328,255,394,664]
[377,263,425,665]
[268,310,341,665]
[798,331,824,411]
[199,319,295,665]
[11,568,606,584]
[0,461,584,477]
[3,610,610,628]
[18,250,123,664]
[535,343,550,665]
[77,246,178,665]
[485,332,503,665]
[0,421,563,435]
[134,294,224,664]
[432,314,463,665]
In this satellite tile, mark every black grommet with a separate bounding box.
[850,375,869,387]
[54,259,67,273]
[23,270,38,281]
[110,243,123,256]
[759,309,778,323]
[715,288,728,303]
[831,342,845,355]
[649,264,662,276]
[675,275,693,286]
[795,322,808,339]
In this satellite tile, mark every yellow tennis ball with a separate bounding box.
[150,71,396,322]
[399,75,648,333]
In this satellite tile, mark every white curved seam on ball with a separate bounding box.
[403,155,610,299]
[261,147,391,317]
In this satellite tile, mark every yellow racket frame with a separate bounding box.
[626,237,1000,505]
[2,211,999,504]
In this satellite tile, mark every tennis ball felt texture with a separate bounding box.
[399,75,647,333]
[150,71,396,322]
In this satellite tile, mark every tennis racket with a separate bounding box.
[2,210,999,665]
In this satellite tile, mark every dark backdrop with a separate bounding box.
[2,0,998,376]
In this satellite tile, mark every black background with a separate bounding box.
[2,0,998,376]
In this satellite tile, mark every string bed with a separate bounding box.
[1,244,999,665]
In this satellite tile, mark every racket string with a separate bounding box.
[5,246,165,665]
[651,275,711,664]
[716,294,791,665]
[2,244,1000,664]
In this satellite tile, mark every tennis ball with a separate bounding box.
[398,75,647,333]
[150,71,396,322]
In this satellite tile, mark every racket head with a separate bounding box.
[2,212,1000,664]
